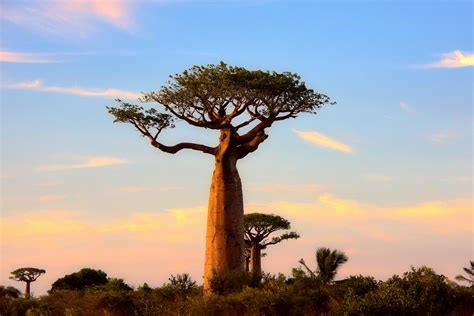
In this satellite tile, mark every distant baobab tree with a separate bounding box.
[244,213,299,277]
[10,267,46,299]
[108,62,332,294]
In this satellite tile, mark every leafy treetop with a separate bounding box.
[10,268,46,283]
[244,213,300,249]
[108,62,333,158]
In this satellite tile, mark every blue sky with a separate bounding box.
[1,0,472,295]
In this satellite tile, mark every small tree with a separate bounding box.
[108,62,332,293]
[244,213,299,277]
[455,260,474,286]
[299,247,348,284]
[10,267,46,299]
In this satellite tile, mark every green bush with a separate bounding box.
[210,271,260,295]
[339,266,457,316]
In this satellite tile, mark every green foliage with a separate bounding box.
[0,285,22,298]
[108,62,333,146]
[297,247,348,284]
[339,266,458,315]
[145,61,332,120]
[50,268,108,292]
[455,260,474,285]
[3,266,473,315]
[210,271,261,295]
[10,267,46,283]
[316,247,348,284]
[167,273,198,294]
[0,297,37,316]
[101,278,134,292]
[244,213,300,249]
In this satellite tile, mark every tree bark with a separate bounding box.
[203,151,245,295]
[250,243,262,277]
[25,282,31,299]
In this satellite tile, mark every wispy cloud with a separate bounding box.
[1,0,135,37]
[421,50,474,69]
[37,195,66,201]
[37,156,129,172]
[252,183,325,193]
[399,101,415,114]
[0,50,56,63]
[3,79,141,100]
[121,186,177,193]
[428,130,456,144]
[364,174,394,182]
[293,130,353,154]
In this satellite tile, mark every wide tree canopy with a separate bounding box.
[108,62,332,158]
[50,268,108,292]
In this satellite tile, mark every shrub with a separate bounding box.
[339,266,457,315]
[210,271,260,295]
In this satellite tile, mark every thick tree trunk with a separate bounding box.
[203,152,245,294]
[245,254,250,272]
[25,282,31,299]
[250,243,262,277]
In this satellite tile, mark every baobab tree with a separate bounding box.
[108,62,332,293]
[10,267,46,299]
[244,213,299,277]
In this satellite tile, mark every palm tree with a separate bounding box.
[299,247,348,284]
[455,261,474,285]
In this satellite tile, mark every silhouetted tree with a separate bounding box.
[10,267,46,299]
[244,213,299,277]
[299,247,348,284]
[50,268,108,292]
[108,62,332,293]
[455,260,474,285]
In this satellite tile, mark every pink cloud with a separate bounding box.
[0,0,135,37]
[37,195,66,202]
[252,183,325,193]
[293,129,353,154]
[37,156,129,172]
[422,50,474,69]
[0,51,54,63]
[121,186,178,193]
[3,80,141,100]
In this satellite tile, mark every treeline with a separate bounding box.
[1,264,473,315]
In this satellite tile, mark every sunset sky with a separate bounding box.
[1,0,472,295]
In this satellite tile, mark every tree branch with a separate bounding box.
[149,138,217,155]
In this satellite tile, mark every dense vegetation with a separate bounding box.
[2,265,473,315]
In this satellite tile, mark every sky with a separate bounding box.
[0,0,472,295]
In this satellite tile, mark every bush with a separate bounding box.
[50,268,108,292]
[210,271,260,295]
[339,266,457,315]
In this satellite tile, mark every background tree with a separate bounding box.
[9,267,46,299]
[0,285,22,299]
[299,247,348,284]
[244,213,299,277]
[50,268,108,292]
[108,62,332,293]
[455,260,474,285]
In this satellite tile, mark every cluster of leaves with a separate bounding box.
[338,266,470,316]
[1,266,473,315]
